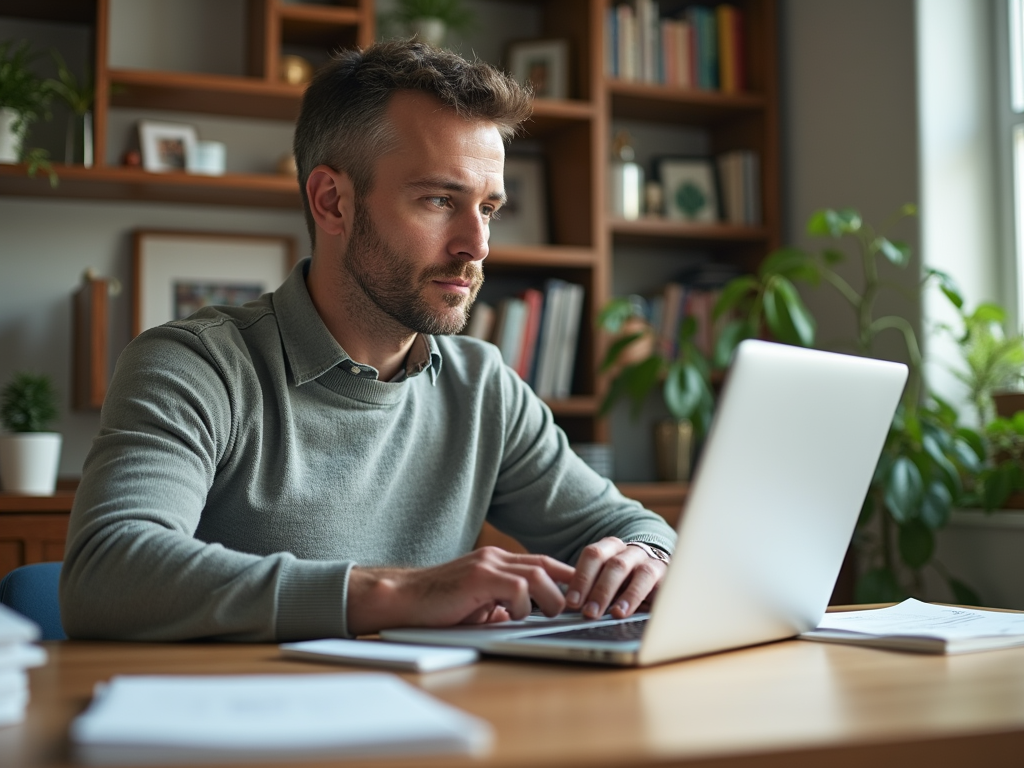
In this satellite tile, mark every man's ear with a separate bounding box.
[306,164,355,239]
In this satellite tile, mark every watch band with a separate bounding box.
[625,541,671,564]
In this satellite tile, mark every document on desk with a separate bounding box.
[70,672,492,765]
[801,598,1024,654]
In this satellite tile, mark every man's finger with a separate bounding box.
[564,537,625,611]
[608,560,666,619]
[579,546,648,618]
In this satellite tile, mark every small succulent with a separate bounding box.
[1,372,59,433]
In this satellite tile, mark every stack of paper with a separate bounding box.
[802,598,1024,654]
[0,604,48,726]
[71,672,492,764]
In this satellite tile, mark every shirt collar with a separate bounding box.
[274,258,442,386]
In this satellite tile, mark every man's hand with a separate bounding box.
[564,537,668,620]
[347,547,575,636]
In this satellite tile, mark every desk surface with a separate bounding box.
[8,638,1024,768]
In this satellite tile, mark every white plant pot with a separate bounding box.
[0,107,23,164]
[0,433,62,495]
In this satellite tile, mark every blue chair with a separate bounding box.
[0,562,66,640]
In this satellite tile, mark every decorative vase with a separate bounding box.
[0,433,63,495]
[408,17,447,47]
[653,419,693,482]
[64,111,93,167]
[0,107,23,164]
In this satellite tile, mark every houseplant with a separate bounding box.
[597,251,818,479]
[0,372,62,495]
[49,50,94,167]
[381,0,475,47]
[0,39,57,185]
[715,206,986,604]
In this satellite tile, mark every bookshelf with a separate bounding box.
[0,0,780,492]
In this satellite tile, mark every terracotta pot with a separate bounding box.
[654,419,692,482]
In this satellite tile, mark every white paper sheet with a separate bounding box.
[814,599,1024,640]
[71,672,492,764]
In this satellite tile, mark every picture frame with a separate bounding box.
[132,231,297,337]
[489,156,548,246]
[507,39,570,100]
[657,157,720,223]
[138,120,198,173]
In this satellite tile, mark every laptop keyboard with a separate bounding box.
[527,618,648,642]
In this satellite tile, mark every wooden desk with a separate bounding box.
[8,638,1024,767]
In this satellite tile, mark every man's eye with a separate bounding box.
[427,196,450,209]
[482,205,500,220]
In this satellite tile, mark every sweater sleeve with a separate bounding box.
[59,326,351,642]
[484,361,677,564]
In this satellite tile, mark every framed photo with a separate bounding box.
[489,156,548,246]
[132,231,297,337]
[657,157,720,223]
[508,39,569,100]
[138,120,198,173]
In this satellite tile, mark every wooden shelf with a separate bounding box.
[0,164,301,208]
[487,244,596,269]
[610,218,771,246]
[543,396,599,417]
[109,69,304,121]
[0,491,75,513]
[608,80,767,125]
[278,3,361,46]
[616,482,689,526]
[523,98,595,137]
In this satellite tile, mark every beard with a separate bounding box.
[342,203,484,336]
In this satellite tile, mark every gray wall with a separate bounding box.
[780,0,921,365]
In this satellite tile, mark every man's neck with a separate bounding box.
[306,256,416,382]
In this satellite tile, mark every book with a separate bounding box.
[801,598,1024,654]
[280,639,478,673]
[517,288,544,381]
[71,673,492,764]
[491,297,528,370]
[464,301,495,341]
[552,282,585,399]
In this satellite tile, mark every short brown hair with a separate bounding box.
[294,39,534,245]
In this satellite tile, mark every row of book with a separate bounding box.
[605,2,745,93]
[717,150,761,226]
[0,604,47,726]
[644,283,723,361]
[465,280,585,400]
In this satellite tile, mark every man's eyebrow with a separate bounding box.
[406,177,506,205]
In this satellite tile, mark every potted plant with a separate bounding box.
[715,206,986,604]
[0,39,57,185]
[49,50,94,167]
[597,253,817,480]
[381,0,475,47]
[0,372,62,495]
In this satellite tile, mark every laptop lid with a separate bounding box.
[383,341,907,666]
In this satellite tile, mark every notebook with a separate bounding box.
[382,340,908,666]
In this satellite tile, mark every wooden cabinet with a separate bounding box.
[0,492,73,580]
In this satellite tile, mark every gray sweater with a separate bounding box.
[60,259,676,641]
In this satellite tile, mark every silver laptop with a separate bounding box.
[382,340,908,666]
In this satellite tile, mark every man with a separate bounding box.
[60,40,676,641]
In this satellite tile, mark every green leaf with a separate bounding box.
[855,568,906,604]
[921,434,961,498]
[920,481,952,529]
[982,462,1018,512]
[898,519,935,569]
[600,331,645,372]
[663,362,705,421]
[951,435,983,473]
[624,357,662,417]
[758,247,819,284]
[713,320,752,368]
[949,578,982,607]
[713,276,758,320]
[955,427,986,462]
[822,248,845,265]
[884,455,923,524]
[774,278,816,347]
[875,237,911,267]
[597,297,638,333]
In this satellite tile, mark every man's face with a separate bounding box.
[341,91,506,336]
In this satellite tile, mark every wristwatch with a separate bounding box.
[626,541,671,564]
